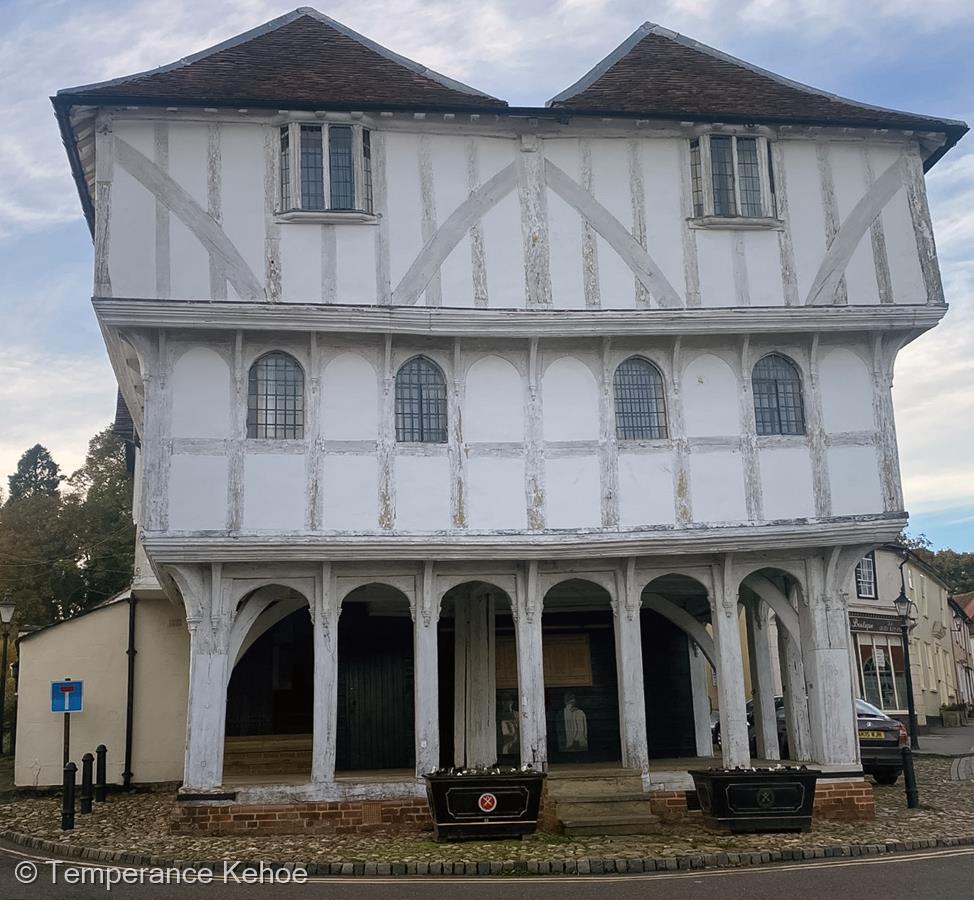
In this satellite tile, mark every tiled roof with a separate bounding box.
[549,23,965,135]
[57,8,504,109]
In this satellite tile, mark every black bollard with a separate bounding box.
[94,744,107,802]
[62,762,77,830]
[80,753,94,814]
[902,745,919,809]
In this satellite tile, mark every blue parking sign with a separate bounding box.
[51,680,83,713]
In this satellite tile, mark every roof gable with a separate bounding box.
[58,7,505,109]
[549,23,963,135]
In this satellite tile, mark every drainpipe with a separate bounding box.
[122,593,138,789]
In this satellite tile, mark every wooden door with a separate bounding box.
[336,606,415,771]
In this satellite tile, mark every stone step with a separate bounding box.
[547,774,645,799]
[559,813,661,837]
[554,795,655,819]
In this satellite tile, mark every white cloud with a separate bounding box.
[0,348,117,484]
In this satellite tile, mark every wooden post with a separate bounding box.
[688,642,715,758]
[514,561,547,770]
[311,563,340,784]
[413,562,440,777]
[778,619,812,761]
[712,559,750,768]
[746,600,780,761]
[613,560,649,773]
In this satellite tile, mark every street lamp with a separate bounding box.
[0,597,15,757]
[893,561,920,750]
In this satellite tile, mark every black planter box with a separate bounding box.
[423,772,546,841]
[689,767,821,833]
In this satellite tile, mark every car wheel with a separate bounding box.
[872,771,900,785]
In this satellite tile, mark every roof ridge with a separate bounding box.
[548,20,967,130]
[59,7,501,102]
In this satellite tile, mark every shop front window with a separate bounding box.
[855,633,905,713]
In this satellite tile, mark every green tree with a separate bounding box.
[60,428,136,614]
[898,532,974,594]
[6,444,62,501]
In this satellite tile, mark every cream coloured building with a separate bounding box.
[17,9,966,830]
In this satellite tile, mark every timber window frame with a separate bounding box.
[395,356,448,443]
[855,552,877,600]
[247,351,305,440]
[751,352,806,436]
[277,122,375,222]
[689,134,778,225]
[613,356,669,440]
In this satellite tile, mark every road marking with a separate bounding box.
[2,841,973,886]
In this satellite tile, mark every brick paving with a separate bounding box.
[1,757,972,868]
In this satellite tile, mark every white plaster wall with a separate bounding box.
[819,348,874,433]
[828,446,884,516]
[15,597,188,787]
[617,452,676,527]
[395,455,451,530]
[219,124,267,299]
[243,454,306,531]
[169,454,228,531]
[432,135,476,309]
[640,138,687,305]
[744,231,785,307]
[108,163,155,299]
[545,456,601,528]
[467,457,526,530]
[465,356,524,442]
[780,141,828,303]
[829,143,880,306]
[384,131,425,289]
[696,231,737,308]
[170,347,231,438]
[322,455,378,530]
[542,357,599,441]
[759,448,815,520]
[321,352,379,440]
[689,450,747,523]
[869,143,927,304]
[591,138,637,309]
[334,227,377,304]
[280,225,323,302]
[683,354,740,436]
[167,124,210,300]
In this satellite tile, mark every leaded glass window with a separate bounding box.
[710,136,736,217]
[362,129,374,214]
[299,125,325,210]
[688,134,775,218]
[329,125,354,210]
[614,357,668,440]
[752,353,805,436]
[395,357,447,443]
[247,352,305,439]
[278,123,369,213]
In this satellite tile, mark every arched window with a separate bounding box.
[752,353,805,435]
[395,356,447,443]
[247,351,304,439]
[614,357,668,440]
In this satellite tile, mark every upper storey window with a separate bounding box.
[396,356,447,443]
[278,123,373,217]
[689,135,775,220]
[248,351,305,439]
[614,357,668,440]
[855,553,877,600]
[752,353,805,436]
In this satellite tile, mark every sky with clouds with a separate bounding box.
[1,0,971,547]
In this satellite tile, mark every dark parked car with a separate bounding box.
[713,697,907,784]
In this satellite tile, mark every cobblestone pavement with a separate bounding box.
[1,758,972,867]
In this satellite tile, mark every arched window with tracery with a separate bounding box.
[752,353,805,435]
[247,351,305,439]
[395,356,447,442]
[614,357,668,440]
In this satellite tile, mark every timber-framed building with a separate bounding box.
[20,8,966,831]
